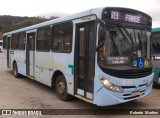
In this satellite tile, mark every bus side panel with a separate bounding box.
[35,51,52,86]
[10,50,26,76]
[10,50,15,70]
[65,51,74,96]
[16,50,26,76]
[52,53,74,95]
[2,49,7,66]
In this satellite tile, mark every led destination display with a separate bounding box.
[102,8,151,25]
[111,11,141,23]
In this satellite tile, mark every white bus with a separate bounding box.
[0,40,2,52]
[2,7,153,106]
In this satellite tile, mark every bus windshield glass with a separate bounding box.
[98,8,152,71]
[98,24,151,70]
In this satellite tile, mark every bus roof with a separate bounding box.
[3,7,151,36]
[152,27,160,32]
[3,8,102,36]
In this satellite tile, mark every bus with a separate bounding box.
[2,7,153,106]
[152,27,160,84]
[0,40,2,52]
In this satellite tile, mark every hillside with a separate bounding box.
[0,15,51,40]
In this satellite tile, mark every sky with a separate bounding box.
[0,0,159,28]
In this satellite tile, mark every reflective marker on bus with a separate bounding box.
[2,7,153,106]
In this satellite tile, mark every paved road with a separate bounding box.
[0,53,160,118]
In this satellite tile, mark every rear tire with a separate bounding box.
[13,62,20,78]
[55,75,72,101]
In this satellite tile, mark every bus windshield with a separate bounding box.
[98,24,151,70]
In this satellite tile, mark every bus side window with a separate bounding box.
[52,21,72,53]
[18,32,26,50]
[63,22,72,52]
[53,26,61,51]
[37,26,51,52]
[3,36,7,49]
[11,33,18,50]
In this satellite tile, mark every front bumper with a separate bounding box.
[94,73,153,106]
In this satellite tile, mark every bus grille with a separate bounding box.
[115,71,152,79]
[123,90,146,100]
[116,83,149,100]
[101,67,152,79]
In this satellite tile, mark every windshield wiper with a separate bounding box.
[117,24,131,43]
[110,35,122,55]
[117,23,134,51]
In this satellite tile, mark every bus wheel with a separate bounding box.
[13,62,20,78]
[55,75,72,101]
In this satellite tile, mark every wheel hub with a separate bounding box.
[57,81,65,95]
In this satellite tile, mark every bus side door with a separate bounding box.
[75,22,96,99]
[26,32,36,77]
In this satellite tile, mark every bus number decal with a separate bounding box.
[111,11,119,20]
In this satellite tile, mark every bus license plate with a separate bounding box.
[131,92,141,97]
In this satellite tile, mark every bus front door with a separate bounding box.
[26,32,35,77]
[75,22,95,100]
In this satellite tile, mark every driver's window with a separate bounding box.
[98,24,106,58]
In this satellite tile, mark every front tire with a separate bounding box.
[55,75,72,101]
[13,62,20,78]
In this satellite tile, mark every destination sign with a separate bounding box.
[111,11,141,23]
[125,14,141,23]
[102,8,151,25]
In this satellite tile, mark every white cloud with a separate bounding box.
[153,22,160,28]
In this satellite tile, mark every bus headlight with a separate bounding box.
[99,76,124,93]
